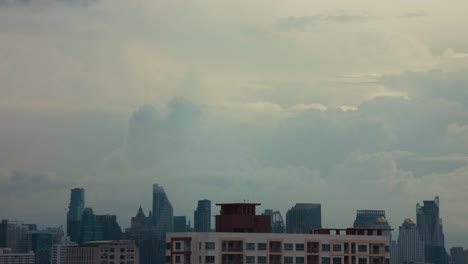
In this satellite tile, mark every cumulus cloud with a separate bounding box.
[276,12,373,31]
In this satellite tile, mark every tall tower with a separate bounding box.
[397,218,425,264]
[194,199,211,232]
[66,188,85,243]
[286,203,321,233]
[416,196,447,264]
[152,184,173,235]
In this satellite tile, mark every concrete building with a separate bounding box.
[51,237,77,264]
[0,220,32,253]
[67,188,85,244]
[450,247,464,264]
[286,203,322,233]
[194,199,211,232]
[152,184,174,235]
[0,248,35,264]
[215,203,271,233]
[397,218,424,264]
[166,229,391,264]
[65,240,139,264]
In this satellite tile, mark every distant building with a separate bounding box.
[28,232,52,264]
[215,203,271,233]
[417,196,447,264]
[286,203,321,233]
[95,215,122,241]
[390,240,398,264]
[65,240,139,264]
[397,218,425,264]
[353,210,392,240]
[173,216,187,232]
[79,208,103,244]
[194,199,211,232]
[152,184,173,235]
[43,227,64,245]
[450,247,464,264]
[0,248,34,264]
[67,188,85,243]
[262,209,285,233]
[0,220,32,253]
[50,237,77,264]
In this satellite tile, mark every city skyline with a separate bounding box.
[1,0,468,252]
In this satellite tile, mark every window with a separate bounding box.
[358,258,367,264]
[322,244,330,252]
[120,255,125,259]
[205,256,215,263]
[322,257,330,264]
[165,256,170,263]
[175,256,180,263]
[258,243,267,250]
[258,256,267,263]
[296,257,305,264]
[284,256,293,264]
[295,243,304,251]
[246,243,255,250]
[176,242,181,250]
[246,256,255,264]
[166,243,171,250]
[284,243,293,251]
[358,245,367,252]
[332,244,342,252]
[333,258,342,264]
[120,248,125,253]
[205,242,215,250]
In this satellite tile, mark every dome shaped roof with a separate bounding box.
[403,218,415,225]
[376,217,388,223]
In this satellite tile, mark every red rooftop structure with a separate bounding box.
[215,203,271,233]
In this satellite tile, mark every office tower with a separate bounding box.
[417,196,447,264]
[0,220,30,253]
[194,199,211,232]
[29,232,52,264]
[95,215,123,240]
[262,209,285,233]
[450,247,464,264]
[390,240,399,264]
[43,226,64,245]
[397,218,425,264]
[215,203,271,233]
[0,248,35,264]
[79,208,103,244]
[66,240,139,264]
[286,203,321,233]
[173,216,187,232]
[353,210,392,239]
[152,184,173,235]
[50,237,77,264]
[66,188,85,243]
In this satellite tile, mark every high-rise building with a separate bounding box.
[397,218,425,264]
[450,247,464,264]
[29,232,52,264]
[286,203,321,233]
[79,208,103,244]
[43,227,64,245]
[417,196,447,264]
[67,188,85,243]
[173,216,187,232]
[0,248,34,264]
[152,184,173,235]
[50,236,77,264]
[65,240,139,264]
[262,209,285,233]
[390,240,398,264]
[194,199,211,232]
[353,210,392,240]
[0,220,31,253]
[95,215,122,240]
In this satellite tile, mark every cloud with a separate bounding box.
[398,11,426,19]
[0,169,71,197]
[276,12,373,31]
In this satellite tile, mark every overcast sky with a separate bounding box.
[1,0,468,248]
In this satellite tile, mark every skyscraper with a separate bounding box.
[194,199,211,232]
[152,184,173,235]
[450,247,465,264]
[0,220,30,253]
[353,210,392,239]
[173,216,187,232]
[79,208,103,244]
[66,188,85,243]
[417,196,447,264]
[286,203,321,233]
[95,214,123,240]
[29,232,52,264]
[397,218,425,264]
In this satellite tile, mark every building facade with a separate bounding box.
[50,237,77,264]
[67,188,85,243]
[194,199,211,232]
[353,210,391,240]
[79,208,103,244]
[28,232,52,264]
[0,220,32,253]
[286,204,322,233]
[215,203,271,233]
[397,218,424,264]
[450,247,464,264]
[0,248,35,264]
[65,240,139,264]
[173,216,188,232]
[166,230,391,264]
[152,184,174,235]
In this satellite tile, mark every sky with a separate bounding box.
[1,0,468,248]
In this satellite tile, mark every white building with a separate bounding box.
[0,248,35,264]
[166,229,390,264]
[65,240,139,264]
[397,219,425,264]
[50,237,77,264]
